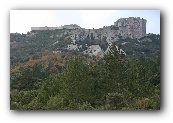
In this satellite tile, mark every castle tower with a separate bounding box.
[114,17,147,39]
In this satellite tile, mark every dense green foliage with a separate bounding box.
[10,44,160,110]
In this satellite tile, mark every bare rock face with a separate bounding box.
[83,45,104,57]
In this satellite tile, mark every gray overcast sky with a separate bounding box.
[10,10,160,34]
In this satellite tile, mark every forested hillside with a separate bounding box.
[10,30,160,68]
[10,30,160,110]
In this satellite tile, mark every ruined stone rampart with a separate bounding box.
[31,17,147,39]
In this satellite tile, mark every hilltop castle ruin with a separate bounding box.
[31,17,147,39]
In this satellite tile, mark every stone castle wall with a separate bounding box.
[31,24,81,31]
[31,26,63,30]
